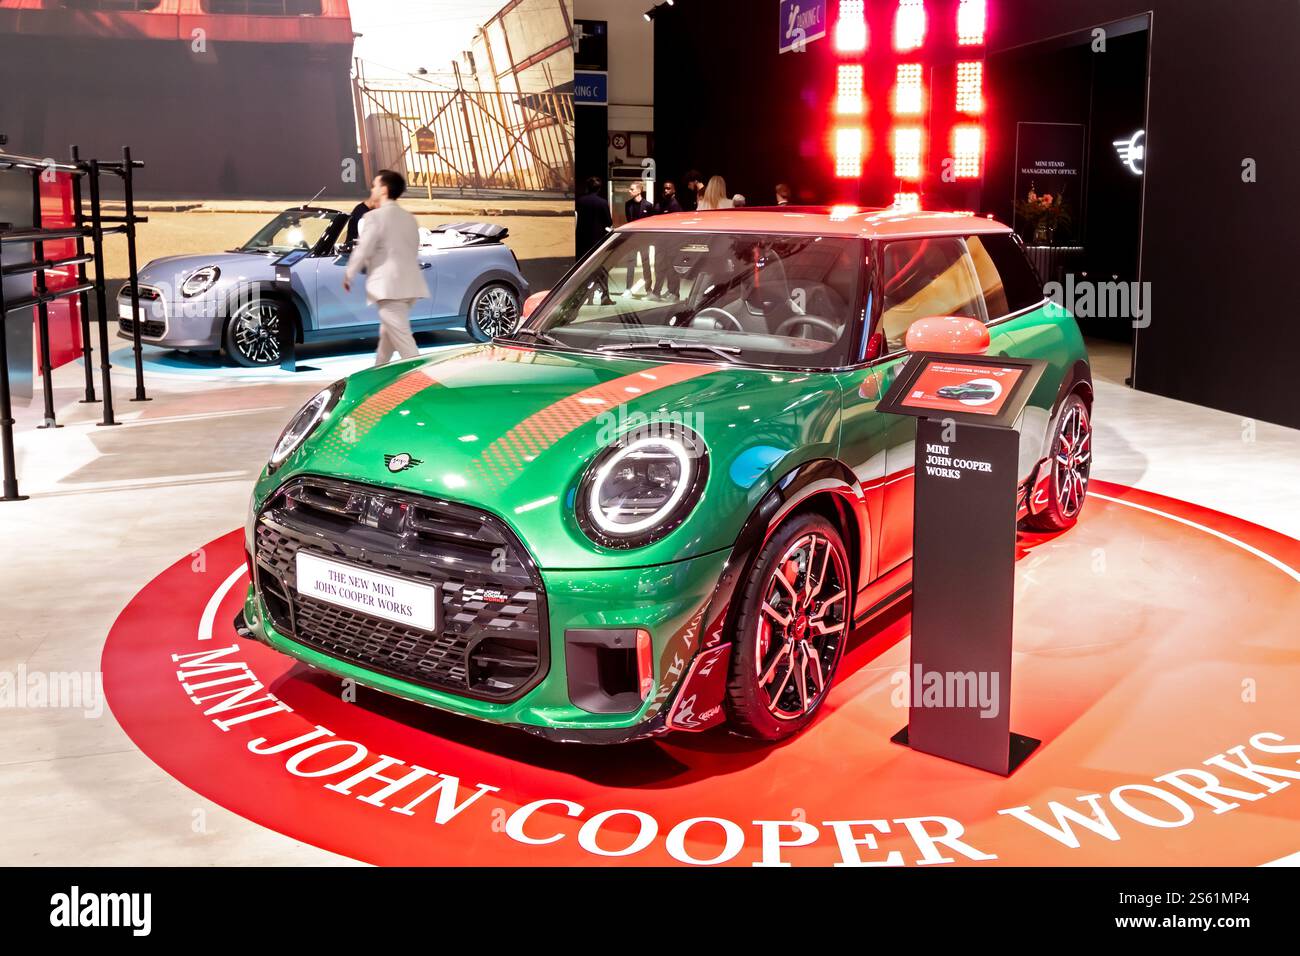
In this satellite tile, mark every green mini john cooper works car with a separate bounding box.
[238,208,1092,743]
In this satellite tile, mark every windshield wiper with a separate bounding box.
[598,339,741,363]
[509,328,566,348]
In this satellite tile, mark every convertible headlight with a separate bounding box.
[577,424,708,548]
[268,381,344,472]
[180,265,220,297]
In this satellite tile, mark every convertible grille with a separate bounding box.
[253,475,547,701]
[117,285,165,337]
[118,315,166,338]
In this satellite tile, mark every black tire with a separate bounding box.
[466,282,520,342]
[223,296,292,367]
[725,512,852,741]
[1023,393,1092,532]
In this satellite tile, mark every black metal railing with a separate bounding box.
[0,146,148,501]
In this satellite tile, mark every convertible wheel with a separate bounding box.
[1024,393,1092,531]
[726,513,851,741]
[223,298,287,367]
[466,283,520,342]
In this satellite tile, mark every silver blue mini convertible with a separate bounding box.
[118,206,529,366]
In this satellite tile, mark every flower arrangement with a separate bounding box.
[1015,186,1073,244]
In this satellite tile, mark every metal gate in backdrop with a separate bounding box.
[353,78,574,196]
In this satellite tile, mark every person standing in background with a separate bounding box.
[623,181,656,297]
[575,175,613,260]
[732,194,747,208]
[682,170,704,211]
[775,183,792,206]
[625,180,655,222]
[343,169,429,367]
[658,180,682,214]
[697,176,734,211]
[343,193,376,245]
[650,183,683,301]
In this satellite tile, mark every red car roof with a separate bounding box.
[618,207,1013,239]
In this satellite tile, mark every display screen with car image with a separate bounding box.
[877,347,1050,431]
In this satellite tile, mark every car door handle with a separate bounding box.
[420,262,432,270]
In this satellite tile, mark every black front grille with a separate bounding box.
[118,286,164,337]
[118,315,166,337]
[120,285,162,301]
[254,476,548,701]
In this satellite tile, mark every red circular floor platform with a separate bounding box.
[103,481,1300,866]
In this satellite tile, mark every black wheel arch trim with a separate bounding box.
[726,458,868,599]
[1038,359,1093,461]
[654,458,869,732]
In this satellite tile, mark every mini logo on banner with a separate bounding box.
[384,453,422,473]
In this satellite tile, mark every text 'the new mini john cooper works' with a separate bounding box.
[238,208,1093,743]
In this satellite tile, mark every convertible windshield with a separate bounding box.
[239,210,339,254]
[523,231,866,368]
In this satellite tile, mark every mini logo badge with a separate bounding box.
[384,453,422,473]
[1113,129,1145,175]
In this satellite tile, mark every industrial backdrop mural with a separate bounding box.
[352,0,575,196]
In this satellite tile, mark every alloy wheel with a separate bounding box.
[1053,401,1092,519]
[231,301,281,365]
[472,285,519,338]
[754,531,849,720]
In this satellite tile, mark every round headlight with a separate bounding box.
[181,265,220,297]
[268,381,343,472]
[578,424,708,548]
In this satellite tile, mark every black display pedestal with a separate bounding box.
[894,417,1038,776]
[877,352,1048,776]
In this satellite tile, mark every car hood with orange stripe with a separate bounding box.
[254,343,842,569]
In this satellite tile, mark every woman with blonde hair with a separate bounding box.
[697,175,734,210]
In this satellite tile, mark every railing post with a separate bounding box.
[0,233,28,500]
[31,167,61,428]
[70,145,97,403]
[87,160,119,427]
[122,146,149,402]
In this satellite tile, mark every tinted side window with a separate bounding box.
[968,233,1045,316]
[878,237,983,352]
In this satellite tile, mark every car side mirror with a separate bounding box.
[336,241,355,256]
[521,290,549,320]
[904,316,990,355]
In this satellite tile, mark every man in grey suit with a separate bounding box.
[343,169,429,366]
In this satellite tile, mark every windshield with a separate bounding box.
[239,210,339,254]
[522,231,866,368]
